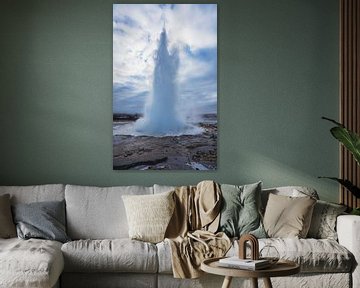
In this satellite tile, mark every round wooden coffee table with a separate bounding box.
[201,257,300,288]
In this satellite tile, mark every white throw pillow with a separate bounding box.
[122,191,175,243]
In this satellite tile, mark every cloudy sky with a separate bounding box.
[113,4,217,116]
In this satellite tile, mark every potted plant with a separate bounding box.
[320,117,360,215]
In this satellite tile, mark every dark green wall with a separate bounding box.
[0,0,340,202]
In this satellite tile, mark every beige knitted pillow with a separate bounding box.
[263,193,316,238]
[122,191,175,243]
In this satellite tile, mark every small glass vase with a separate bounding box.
[259,245,280,265]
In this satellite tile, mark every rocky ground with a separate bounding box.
[113,122,217,170]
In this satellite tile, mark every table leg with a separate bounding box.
[251,278,258,288]
[221,276,233,288]
[263,277,273,288]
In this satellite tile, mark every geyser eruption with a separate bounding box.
[135,28,186,136]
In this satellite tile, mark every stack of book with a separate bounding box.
[218,257,271,270]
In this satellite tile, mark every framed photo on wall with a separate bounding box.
[113,4,217,170]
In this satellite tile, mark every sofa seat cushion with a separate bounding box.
[61,239,158,273]
[0,238,64,288]
[157,238,353,274]
[232,238,353,273]
[156,240,173,274]
[260,238,353,273]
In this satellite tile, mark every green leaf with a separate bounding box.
[321,116,344,127]
[330,127,360,165]
[351,208,360,215]
[318,177,360,198]
[322,117,360,165]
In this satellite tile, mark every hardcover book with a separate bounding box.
[218,257,271,270]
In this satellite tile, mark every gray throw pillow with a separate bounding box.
[307,200,347,240]
[218,182,266,238]
[12,200,70,243]
[0,194,17,238]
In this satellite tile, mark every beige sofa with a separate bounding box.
[0,184,358,288]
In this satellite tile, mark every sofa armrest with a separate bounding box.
[337,215,360,288]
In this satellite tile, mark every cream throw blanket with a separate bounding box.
[165,181,231,279]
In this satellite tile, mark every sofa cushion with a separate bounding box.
[0,194,16,238]
[218,182,266,238]
[307,200,347,240]
[261,238,353,273]
[0,238,64,288]
[61,239,158,273]
[261,186,319,213]
[156,240,173,274]
[122,191,175,243]
[233,238,353,273]
[65,185,153,239]
[153,184,176,194]
[12,200,70,243]
[263,194,316,238]
[158,237,353,274]
[0,184,65,204]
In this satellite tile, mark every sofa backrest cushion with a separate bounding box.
[153,184,176,194]
[65,185,153,239]
[0,184,65,204]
